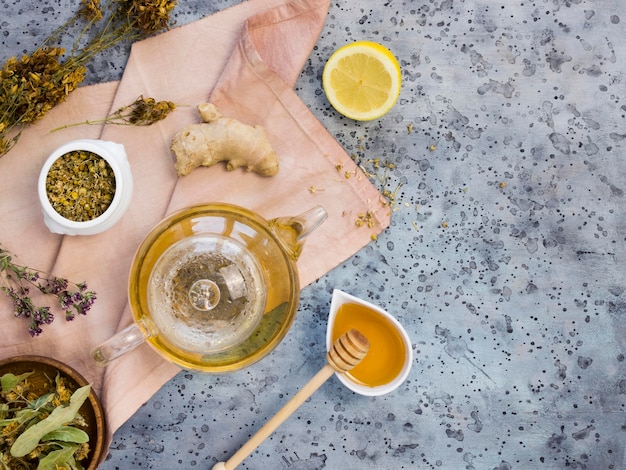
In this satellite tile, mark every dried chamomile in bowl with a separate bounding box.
[38,139,133,236]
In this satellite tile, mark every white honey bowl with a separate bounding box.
[38,139,133,236]
[326,289,413,396]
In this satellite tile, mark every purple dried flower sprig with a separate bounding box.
[0,245,96,336]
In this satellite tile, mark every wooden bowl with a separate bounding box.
[0,355,106,469]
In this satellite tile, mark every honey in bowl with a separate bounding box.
[331,302,406,387]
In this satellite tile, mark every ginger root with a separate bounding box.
[171,103,279,176]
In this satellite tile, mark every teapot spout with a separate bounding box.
[268,206,327,261]
[291,206,328,242]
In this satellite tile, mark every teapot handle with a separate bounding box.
[91,321,150,367]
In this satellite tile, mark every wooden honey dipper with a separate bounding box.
[212,329,370,470]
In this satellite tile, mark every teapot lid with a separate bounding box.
[147,233,267,354]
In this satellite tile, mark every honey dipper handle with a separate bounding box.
[212,329,369,470]
[213,364,336,470]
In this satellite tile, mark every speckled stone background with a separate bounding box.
[2,0,626,469]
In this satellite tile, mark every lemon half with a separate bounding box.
[322,41,402,121]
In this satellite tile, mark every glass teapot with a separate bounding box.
[92,203,327,372]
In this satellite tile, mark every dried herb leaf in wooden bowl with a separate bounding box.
[0,356,105,469]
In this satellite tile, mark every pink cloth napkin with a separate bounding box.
[0,0,390,456]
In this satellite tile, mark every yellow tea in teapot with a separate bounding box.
[331,302,406,387]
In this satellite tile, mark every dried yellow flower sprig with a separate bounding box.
[119,0,178,35]
[80,0,104,21]
[0,47,86,156]
[50,95,178,132]
[0,0,178,158]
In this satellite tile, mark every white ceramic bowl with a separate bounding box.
[38,139,133,236]
[326,289,413,396]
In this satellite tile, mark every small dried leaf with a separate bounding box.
[0,372,32,392]
[36,444,80,470]
[41,425,90,444]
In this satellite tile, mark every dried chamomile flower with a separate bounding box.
[45,150,116,222]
